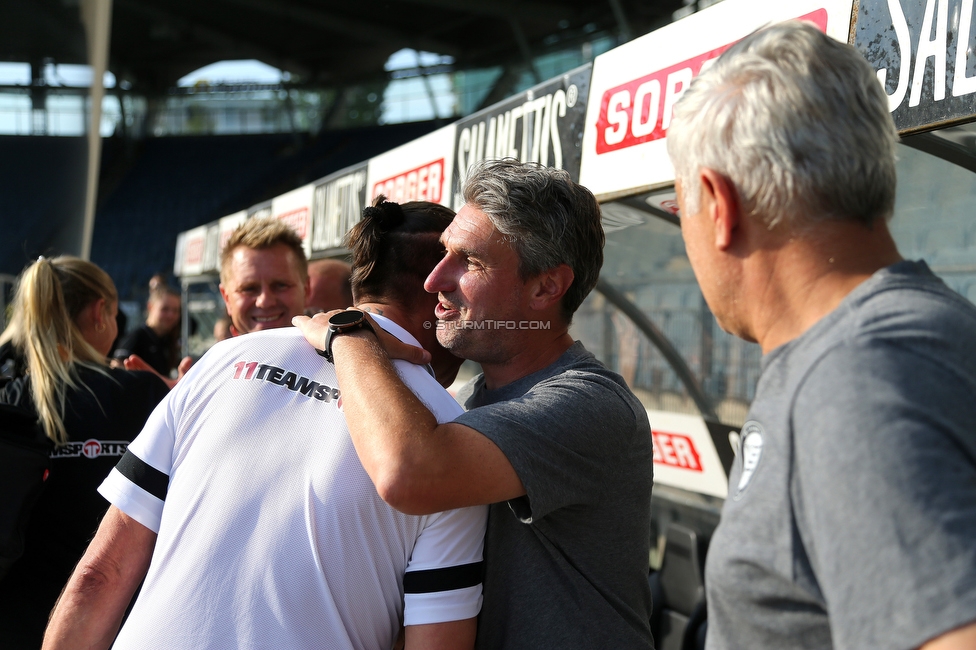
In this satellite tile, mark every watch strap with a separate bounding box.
[318,311,375,363]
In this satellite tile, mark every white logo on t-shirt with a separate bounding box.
[733,422,764,500]
[50,439,129,459]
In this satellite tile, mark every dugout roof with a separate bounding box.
[6,0,686,97]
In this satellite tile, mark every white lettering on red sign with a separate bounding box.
[594,9,827,155]
[276,208,309,239]
[185,236,205,265]
[372,159,444,204]
[652,430,703,472]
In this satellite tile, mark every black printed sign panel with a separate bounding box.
[247,200,273,220]
[856,0,976,133]
[311,163,369,254]
[452,64,592,210]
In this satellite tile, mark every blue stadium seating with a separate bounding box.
[0,122,438,299]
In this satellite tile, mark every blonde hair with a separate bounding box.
[0,256,117,445]
[219,217,308,285]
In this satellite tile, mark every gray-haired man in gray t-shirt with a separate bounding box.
[667,20,976,650]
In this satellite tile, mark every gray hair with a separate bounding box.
[667,20,898,228]
[462,158,604,322]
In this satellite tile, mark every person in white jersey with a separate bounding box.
[42,198,487,650]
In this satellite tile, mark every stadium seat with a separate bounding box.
[648,523,708,650]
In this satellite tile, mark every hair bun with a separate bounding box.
[362,198,405,231]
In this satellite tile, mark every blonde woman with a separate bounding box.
[0,257,168,649]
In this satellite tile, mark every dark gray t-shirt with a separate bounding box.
[456,341,654,650]
[706,261,976,650]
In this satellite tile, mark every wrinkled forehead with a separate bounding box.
[442,204,512,257]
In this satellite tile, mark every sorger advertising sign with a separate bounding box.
[579,0,855,200]
[452,64,591,210]
[366,125,455,207]
[647,410,730,499]
[178,225,209,278]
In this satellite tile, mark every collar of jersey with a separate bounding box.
[364,312,419,348]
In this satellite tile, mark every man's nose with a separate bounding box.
[254,287,274,307]
[425,257,454,294]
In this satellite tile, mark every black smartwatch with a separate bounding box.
[318,310,375,363]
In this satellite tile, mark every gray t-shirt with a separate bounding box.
[706,261,976,650]
[456,341,654,650]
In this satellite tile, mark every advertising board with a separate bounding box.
[177,225,210,278]
[579,0,855,200]
[247,200,273,221]
[311,163,368,255]
[452,64,591,209]
[648,409,730,499]
[856,0,976,133]
[366,125,456,207]
[271,184,315,258]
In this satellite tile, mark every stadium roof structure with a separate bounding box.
[7,0,686,99]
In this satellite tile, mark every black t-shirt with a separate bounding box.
[114,324,179,376]
[0,366,168,649]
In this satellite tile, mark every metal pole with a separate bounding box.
[596,277,719,422]
[79,0,114,260]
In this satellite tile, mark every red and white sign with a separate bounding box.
[579,0,854,200]
[272,184,315,257]
[178,225,209,277]
[372,159,445,204]
[218,211,247,255]
[653,430,703,471]
[647,410,730,498]
[366,125,455,208]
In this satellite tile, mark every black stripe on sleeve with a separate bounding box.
[403,561,484,594]
[115,449,169,501]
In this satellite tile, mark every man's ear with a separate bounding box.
[218,283,229,304]
[528,264,574,312]
[700,168,740,251]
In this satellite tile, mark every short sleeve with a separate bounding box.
[98,383,182,533]
[457,372,644,522]
[792,342,976,650]
[403,504,487,626]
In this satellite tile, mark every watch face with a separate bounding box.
[329,310,365,328]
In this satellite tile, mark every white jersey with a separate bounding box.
[99,319,486,650]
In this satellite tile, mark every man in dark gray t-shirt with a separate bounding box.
[295,159,654,649]
[666,21,976,650]
[456,342,652,649]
